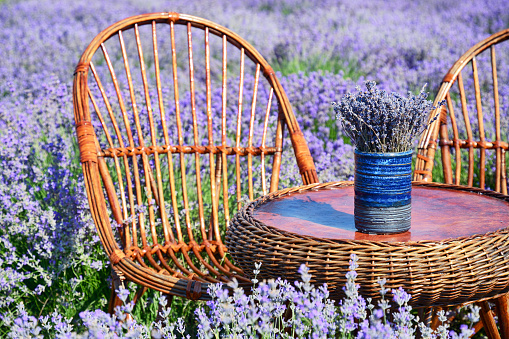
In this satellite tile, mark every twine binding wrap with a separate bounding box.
[354,150,413,234]
[75,121,97,163]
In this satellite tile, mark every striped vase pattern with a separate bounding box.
[354,150,412,234]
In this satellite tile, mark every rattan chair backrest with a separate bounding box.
[72,12,318,299]
[415,29,509,194]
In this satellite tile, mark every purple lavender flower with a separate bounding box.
[333,81,440,152]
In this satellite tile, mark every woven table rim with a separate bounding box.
[243,181,509,246]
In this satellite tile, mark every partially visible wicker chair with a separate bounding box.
[72,12,318,310]
[415,28,509,338]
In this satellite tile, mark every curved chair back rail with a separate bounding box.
[414,28,509,194]
[73,12,318,300]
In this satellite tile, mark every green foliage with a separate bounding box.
[273,54,365,80]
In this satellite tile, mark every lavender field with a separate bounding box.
[1,0,509,337]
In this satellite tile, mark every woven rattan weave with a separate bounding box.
[72,12,318,308]
[227,181,509,308]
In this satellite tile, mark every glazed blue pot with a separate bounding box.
[354,149,412,234]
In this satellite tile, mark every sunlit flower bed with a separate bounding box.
[9,255,481,338]
[1,0,508,337]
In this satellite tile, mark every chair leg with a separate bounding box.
[108,269,127,314]
[108,281,125,314]
[155,293,174,325]
[415,307,435,339]
[107,271,143,325]
[429,306,445,331]
[478,301,501,339]
[495,295,509,339]
[131,286,148,306]
[471,321,484,338]
[282,300,293,336]
[417,307,433,327]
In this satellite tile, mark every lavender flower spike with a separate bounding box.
[332,81,443,153]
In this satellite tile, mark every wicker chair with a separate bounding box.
[72,12,318,310]
[414,28,509,338]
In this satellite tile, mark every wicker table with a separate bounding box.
[226,181,509,308]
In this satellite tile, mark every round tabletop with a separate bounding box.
[253,183,509,242]
[226,181,509,307]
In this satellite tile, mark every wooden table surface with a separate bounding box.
[254,184,509,242]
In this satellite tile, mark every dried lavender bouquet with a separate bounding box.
[332,81,438,153]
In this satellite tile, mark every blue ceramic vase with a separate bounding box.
[354,150,412,234]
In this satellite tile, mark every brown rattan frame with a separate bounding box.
[414,28,509,338]
[414,28,509,194]
[72,12,318,305]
